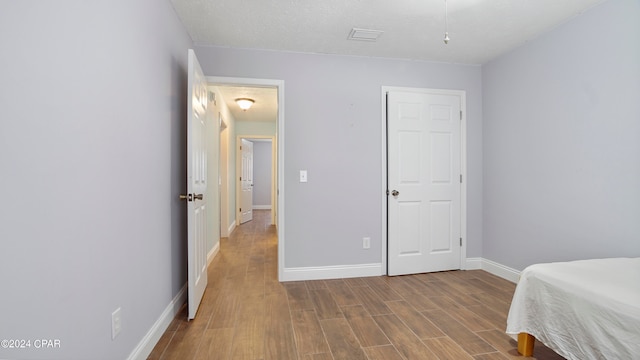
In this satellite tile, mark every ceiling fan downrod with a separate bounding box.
[444,0,450,44]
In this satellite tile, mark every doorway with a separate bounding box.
[237,137,275,227]
[206,76,285,281]
[382,86,467,276]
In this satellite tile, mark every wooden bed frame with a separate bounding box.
[517,332,535,356]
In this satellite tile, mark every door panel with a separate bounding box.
[240,139,253,224]
[398,202,421,255]
[187,49,208,319]
[388,90,462,276]
[431,133,452,183]
[399,131,421,182]
[430,200,452,252]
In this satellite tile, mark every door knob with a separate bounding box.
[391,190,399,196]
[179,194,203,201]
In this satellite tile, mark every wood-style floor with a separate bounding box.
[148,210,564,360]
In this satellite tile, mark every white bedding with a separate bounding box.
[506,257,640,360]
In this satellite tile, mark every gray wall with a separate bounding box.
[211,86,237,236]
[194,46,483,268]
[482,0,640,270]
[0,1,192,359]
[206,90,221,253]
[236,120,277,137]
[253,141,273,208]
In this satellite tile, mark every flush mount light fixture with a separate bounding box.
[235,98,254,111]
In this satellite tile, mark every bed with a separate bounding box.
[506,257,640,359]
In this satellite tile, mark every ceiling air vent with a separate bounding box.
[348,28,384,42]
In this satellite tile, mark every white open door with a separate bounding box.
[240,139,254,224]
[387,89,462,276]
[185,49,208,319]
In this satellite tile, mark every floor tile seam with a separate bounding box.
[153,329,178,360]
[419,302,498,332]
[468,292,511,308]
[377,303,445,345]
[290,303,332,356]
[470,275,515,290]
[364,311,424,348]
[319,315,371,360]
[186,327,214,360]
[361,343,406,360]
[421,334,450,341]
[303,351,335,360]
[422,293,468,310]
[351,310,395,351]
[283,283,307,360]
[315,315,337,360]
[420,335,476,360]
[339,303,369,316]
[471,350,505,356]
[473,329,505,336]
[465,276,512,290]
[463,304,507,330]
[311,288,346,321]
[175,326,209,360]
[222,290,244,360]
[418,307,498,355]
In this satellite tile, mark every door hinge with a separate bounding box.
[240,145,242,150]
[460,174,462,183]
[460,110,462,120]
[460,238,462,246]
[239,207,241,212]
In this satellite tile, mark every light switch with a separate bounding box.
[299,170,308,183]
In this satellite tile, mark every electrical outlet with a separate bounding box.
[362,237,370,249]
[111,307,122,340]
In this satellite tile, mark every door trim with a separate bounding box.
[206,76,285,281]
[236,136,276,226]
[381,86,467,274]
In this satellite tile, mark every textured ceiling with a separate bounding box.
[171,0,607,65]
[184,0,608,122]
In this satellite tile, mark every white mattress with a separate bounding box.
[506,257,640,360]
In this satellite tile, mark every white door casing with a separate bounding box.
[206,76,285,282]
[240,139,254,224]
[387,88,464,276]
[186,49,208,319]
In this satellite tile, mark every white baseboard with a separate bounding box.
[479,258,521,283]
[280,259,520,283]
[281,263,383,282]
[127,285,186,360]
[252,205,271,210]
[227,220,236,236]
[207,241,220,266]
[465,257,483,270]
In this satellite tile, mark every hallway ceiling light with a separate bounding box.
[235,98,254,110]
